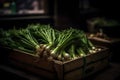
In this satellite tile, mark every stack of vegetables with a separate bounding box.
[0,24,101,61]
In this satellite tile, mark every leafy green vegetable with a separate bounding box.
[0,24,98,61]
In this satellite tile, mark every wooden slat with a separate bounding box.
[9,50,55,72]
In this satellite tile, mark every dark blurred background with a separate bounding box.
[0,0,120,29]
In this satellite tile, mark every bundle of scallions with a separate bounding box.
[0,24,101,61]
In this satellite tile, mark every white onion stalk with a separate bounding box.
[63,52,71,60]
[57,53,62,61]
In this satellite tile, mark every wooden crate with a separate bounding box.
[6,46,110,80]
[88,37,120,62]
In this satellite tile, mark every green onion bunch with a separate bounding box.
[0,24,101,61]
